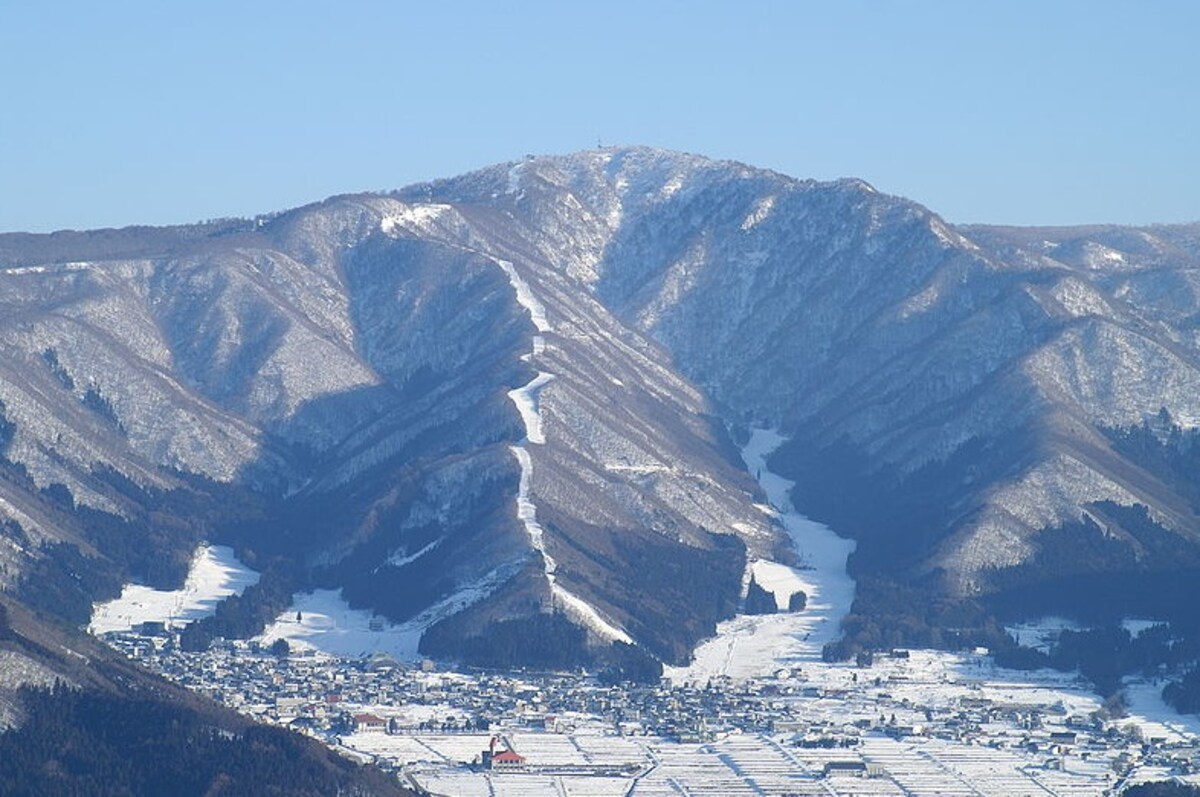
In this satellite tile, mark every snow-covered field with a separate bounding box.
[666,428,857,682]
[256,589,423,659]
[256,563,517,660]
[89,544,259,635]
[1006,616,1086,653]
[1004,616,1200,742]
[1119,676,1200,744]
[342,649,1194,797]
[379,720,1129,797]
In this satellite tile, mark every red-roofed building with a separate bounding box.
[491,749,527,771]
[353,713,387,733]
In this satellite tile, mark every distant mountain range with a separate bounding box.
[3,146,1200,691]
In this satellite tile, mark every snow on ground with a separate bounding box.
[666,429,856,682]
[750,559,809,611]
[508,372,556,444]
[1121,676,1200,743]
[379,204,449,235]
[259,566,517,661]
[1005,616,1086,653]
[495,258,550,332]
[197,633,1196,797]
[347,731,646,797]
[387,539,440,568]
[551,583,632,645]
[839,643,1200,751]
[256,589,420,660]
[89,544,259,635]
[1001,616,1200,743]
[506,162,525,197]
[1,262,90,276]
[262,282,570,660]
[1123,618,1165,638]
[740,195,776,231]
[0,650,69,729]
[373,685,1134,797]
[511,445,549,554]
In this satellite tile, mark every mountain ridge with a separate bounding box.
[2,146,1200,680]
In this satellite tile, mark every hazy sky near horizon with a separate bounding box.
[2,1,1197,233]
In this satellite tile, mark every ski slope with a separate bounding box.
[666,429,856,681]
[89,544,259,635]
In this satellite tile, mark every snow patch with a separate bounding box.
[506,162,524,196]
[1006,615,1167,651]
[388,539,441,568]
[898,282,942,318]
[606,463,669,475]
[1123,617,1164,638]
[659,172,685,198]
[1,262,90,276]
[740,195,776,231]
[528,334,545,359]
[379,204,449,236]
[89,545,259,635]
[927,218,979,251]
[257,589,419,659]
[1050,277,1110,318]
[552,584,633,645]
[507,371,555,444]
[929,219,958,248]
[1082,242,1130,270]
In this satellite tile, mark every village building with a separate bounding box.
[353,713,387,733]
[490,749,528,772]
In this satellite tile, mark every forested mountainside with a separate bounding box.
[2,146,1200,677]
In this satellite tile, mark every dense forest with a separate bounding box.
[1122,782,1200,797]
[0,683,409,797]
[1108,411,1200,511]
[415,610,663,684]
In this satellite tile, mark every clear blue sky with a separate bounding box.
[2,1,1197,233]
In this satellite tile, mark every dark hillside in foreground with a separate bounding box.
[0,683,409,797]
[0,596,409,797]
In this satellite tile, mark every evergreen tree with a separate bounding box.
[744,575,778,615]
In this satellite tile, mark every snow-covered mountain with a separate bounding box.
[2,147,1199,670]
